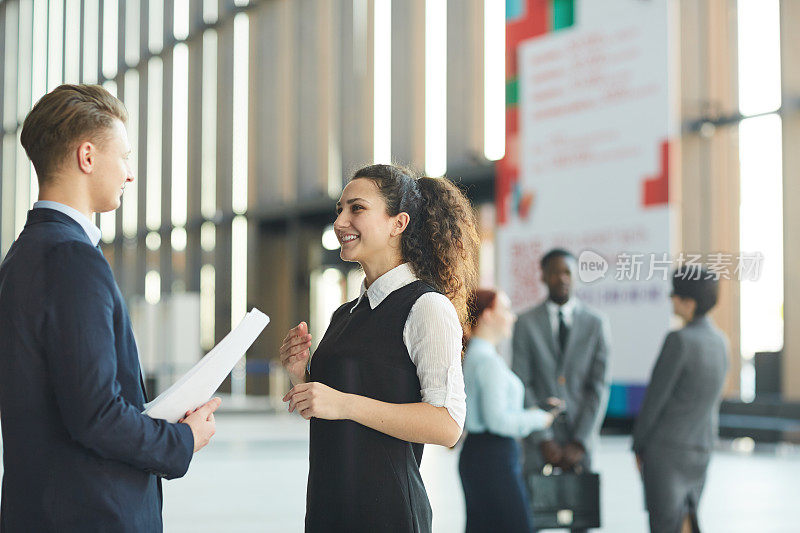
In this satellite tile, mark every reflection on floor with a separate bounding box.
[1,413,798,532]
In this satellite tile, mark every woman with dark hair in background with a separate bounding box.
[279,164,480,532]
[633,266,730,533]
[459,289,561,533]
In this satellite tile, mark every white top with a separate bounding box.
[33,200,101,246]
[349,263,466,429]
[545,297,577,340]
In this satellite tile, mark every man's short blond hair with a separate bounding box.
[20,84,128,185]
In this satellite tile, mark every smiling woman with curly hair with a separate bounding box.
[280,163,479,532]
[352,163,480,328]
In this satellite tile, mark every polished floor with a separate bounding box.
[1,412,797,532]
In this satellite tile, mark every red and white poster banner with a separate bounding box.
[497,0,678,386]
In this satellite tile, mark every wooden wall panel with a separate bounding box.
[679,0,741,396]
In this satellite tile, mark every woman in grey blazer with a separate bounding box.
[632,267,729,533]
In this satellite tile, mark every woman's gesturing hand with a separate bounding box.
[279,322,312,385]
[283,382,351,421]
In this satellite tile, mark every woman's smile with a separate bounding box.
[339,233,360,244]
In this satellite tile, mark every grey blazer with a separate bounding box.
[512,299,612,468]
[632,315,729,455]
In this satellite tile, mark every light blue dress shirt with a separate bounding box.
[463,337,551,438]
[32,200,102,246]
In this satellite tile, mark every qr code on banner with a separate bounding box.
[510,240,544,307]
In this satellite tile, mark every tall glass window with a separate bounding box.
[373,0,391,164]
[123,70,140,238]
[14,0,32,233]
[146,57,163,231]
[231,215,247,326]
[231,13,249,215]
[17,0,33,124]
[171,43,189,228]
[203,0,218,25]
[200,264,216,349]
[31,0,48,101]
[30,0,48,201]
[483,2,505,161]
[63,0,81,83]
[82,0,99,83]
[230,215,248,396]
[125,0,141,67]
[174,0,190,41]
[3,1,19,132]
[47,0,64,91]
[148,0,164,55]
[102,0,119,80]
[737,0,784,400]
[145,270,161,304]
[424,0,447,177]
[201,30,217,220]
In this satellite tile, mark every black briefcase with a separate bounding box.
[527,470,601,530]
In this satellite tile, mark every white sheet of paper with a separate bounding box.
[143,308,270,423]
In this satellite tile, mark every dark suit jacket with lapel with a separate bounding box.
[511,299,611,470]
[0,209,194,532]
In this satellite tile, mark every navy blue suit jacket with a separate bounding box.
[0,209,194,532]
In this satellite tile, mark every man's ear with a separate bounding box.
[76,141,95,174]
[392,212,411,236]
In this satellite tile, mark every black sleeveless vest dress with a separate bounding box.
[305,280,437,533]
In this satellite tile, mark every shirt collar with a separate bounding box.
[350,263,418,313]
[33,200,102,246]
[545,297,578,320]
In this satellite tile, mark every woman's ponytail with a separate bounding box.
[405,176,480,329]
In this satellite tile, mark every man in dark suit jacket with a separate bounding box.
[512,249,611,531]
[0,84,220,532]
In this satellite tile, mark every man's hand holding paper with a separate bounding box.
[181,397,222,452]
[144,308,270,423]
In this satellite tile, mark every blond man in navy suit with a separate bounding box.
[0,85,220,532]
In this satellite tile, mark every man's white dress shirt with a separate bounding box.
[33,200,101,246]
[545,297,577,348]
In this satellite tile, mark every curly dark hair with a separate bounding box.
[352,164,480,331]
